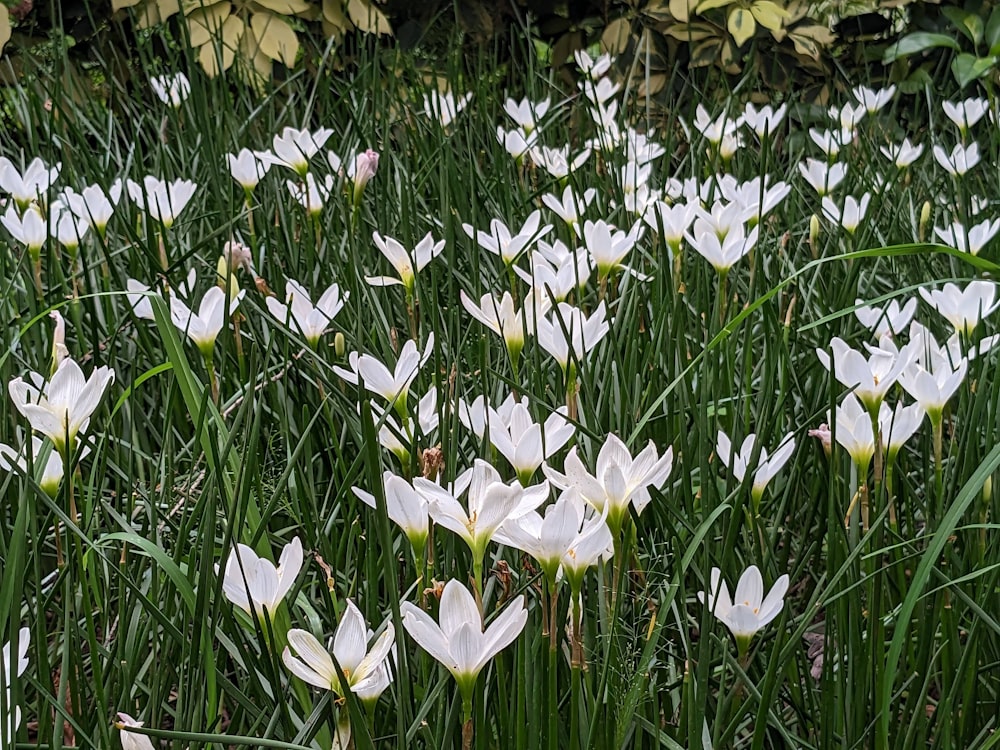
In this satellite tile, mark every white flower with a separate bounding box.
[1,203,46,251]
[692,104,741,144]
[542,433,673,535]
[170,285,244,355]
[227,149,271,190]
[422,91,472,128]
[485,400,575,483]
[821,193,871,234]
[8,358,116,453]
[333,334,434,408]
[541,186,597,231]
[899,352,966,421]
[579,77,621,107]
[266,278,347,347]
[461,290,536,360]
[283,600,395,699]
[742,103,787,138]
[879,138,923,168]
[829,103,866,133]
[367,231,444,293]
[0,433,68,496]
[286,173,334,216]
[919,280,1000,335]
[496,125,537,160]
[116,713,155,750]
[715,431,796,501]
[798,159,847,197]
[48,200,89,250]
[0,156,60,205]
[216,536,303,617]
[574,49,612,79]
[401,580,527,696]
[583,219,643,280]
[852,85,895,114]
[686,222,759,273]
[65,180,122,233]
[643,201,697,249]
[353,471,430,552]
[942,98,989,131]
[127,176,197,229]
[495,489,591,582]
[369,389,439,462]
[854,297,917,339]
[528,145,591,180]
[933,142,980,176]
[698,566,789,648]
[150,72,191,107]
[879,401,924,455]
[516,241,592,302]
[831,393,878,468]
[264,126,333,175]
[536,301,610,371]
[462,211,552,266]
[503,96,550,132]
[933,219,1000,256]
[816,336,911,411]
[809,128,851,158]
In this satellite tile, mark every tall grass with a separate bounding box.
[1,17,999,750]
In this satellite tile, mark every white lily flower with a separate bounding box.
[542,433,673,536]
[536,301,610,372]
[742,103,787,138]
[169,285,244,356]
[879,138,923,168]
[798,159,847,197]
[8,358,115,454]
[879,400,924,456]
[933,219,1000,256]
[579,77,621,107]
[716,431,796,502]
[942,98,989,131]
[414,459,547,572]
[821,193,871,235]
[65,180,122,233]
[495,489,588,583]
[462,210,552,266]
[283,600,395,699]
[541,186,597,232]
[0,433,68,497]
[264,126,333,175]
[809,128,851,158]
[150,72,190,107]
[422,91,472,128]
[528,144,591,180]
[692,104,741,144]
[0,156,60,206]
[1,203,46,251]
[503,96,550,132]
[831,393,878,468]
[368,388,439,463]
[852,85,895,114]
[116,713,155,750]
[266,278,347,347]
[933,142,980,176]
[687,222,759,273]
[227,148,271,190]
[353,471,430,554]
[829,103,866,133]
[854,297,917,339]
[574,49,612,79]
[899,350,966,421]
[496,125,536,159]
[334,334,434,411]
[461,290,536,363]
[486,400,574,483]
[698,566,789,653]
[919,280,1000,335]
[286,172,334,216]
[127,176,197,229]
[216,536,303,617]
[582,219,643,280]
[816,336,911,412]
[367,231,444,293]
[401,580,527,700]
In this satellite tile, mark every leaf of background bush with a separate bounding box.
[883,31,961,63]
[346,0,392,35]
[951,52,997,88]
[729,8,755,47]
[251,11,300,67]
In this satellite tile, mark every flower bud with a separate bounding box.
[223,239,254,274]
[919,200,931,242]
[983,475,992,506]
[49,310,68,374]
[809,213,820,257]
[352,149,379,207]
[335,331,346,358]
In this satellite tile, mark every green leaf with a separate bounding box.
[882,32,961,64]
[987,6,1000,55]
[728,7,756,47]
[951,52,997,88]
[942,6,983,46]
[695,0,733,14]
[96,532,197,614]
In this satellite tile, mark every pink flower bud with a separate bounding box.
[352,149,379,207]
[808,423,832,457]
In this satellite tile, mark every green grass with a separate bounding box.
[1,21,1000,750]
